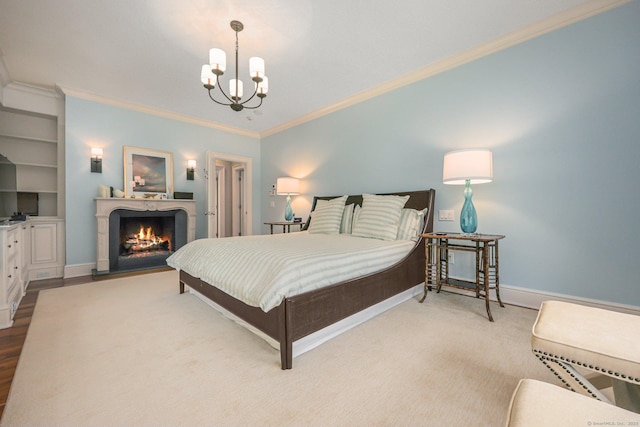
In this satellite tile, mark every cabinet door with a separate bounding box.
[30,223,57,265]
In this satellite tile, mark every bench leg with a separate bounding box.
[613,380,640,413]
[534,353,613,404]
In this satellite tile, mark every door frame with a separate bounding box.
[206,151,252,238]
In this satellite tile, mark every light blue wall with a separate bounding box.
[261,2,640,306]
[65,97,260,267]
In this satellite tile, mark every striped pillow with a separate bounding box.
[340,204,355,234]
[308,196,348,234]
[352,194,409,240]
[396,208,427,241]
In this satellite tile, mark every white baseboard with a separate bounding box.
[64,263,95,278]
[438,281,640,316]
[499,284,640,315]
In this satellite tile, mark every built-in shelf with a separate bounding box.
[0,107,60,218]
[0,133,57,144]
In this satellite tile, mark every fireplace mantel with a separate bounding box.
[95,198,196,273]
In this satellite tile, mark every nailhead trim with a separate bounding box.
[533,349,640,402]
[532,348,640,384]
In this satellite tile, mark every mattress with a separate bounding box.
[166,231,415,312]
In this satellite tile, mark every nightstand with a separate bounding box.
[420,232,505,321]
[264,221,304,234]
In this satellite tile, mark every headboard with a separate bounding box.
[303,189,436,234]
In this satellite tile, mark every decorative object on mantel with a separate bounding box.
[276,177,300,221]
[113,189,125,198]
[443,149,493,234]
[123,146,174,199]
[98,185,110,198]
[91,148,103,173]
[200,20,268,112]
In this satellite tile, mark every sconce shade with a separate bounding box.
[443,149,493,185]
[276,177,300,195]
[91,147,103,173]
[186,159,196,181]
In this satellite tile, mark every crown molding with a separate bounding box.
[259,0,631,138]
[58,85,260,139]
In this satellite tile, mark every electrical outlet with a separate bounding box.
[439,210,455,221]
[448,252,455,264]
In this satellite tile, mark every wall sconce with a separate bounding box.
[187,160,196,181]
[91,147,103,173]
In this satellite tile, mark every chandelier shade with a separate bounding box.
[201,20,268,112]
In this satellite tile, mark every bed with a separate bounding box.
[169,189,435,369]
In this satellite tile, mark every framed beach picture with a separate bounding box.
[123,146,174,198]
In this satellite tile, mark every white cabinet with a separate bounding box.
[27,219,64,281]
[0,223,25,328]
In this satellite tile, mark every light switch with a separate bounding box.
[439,210,455,221]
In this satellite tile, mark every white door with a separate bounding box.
[215,165,226,237]
[232,164,245,236]
[206,152,253,238]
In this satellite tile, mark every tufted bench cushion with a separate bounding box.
[505,379,640,426]
[532,301,640,385]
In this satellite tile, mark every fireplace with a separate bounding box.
[109,209,187,272]
[95,198,196,275]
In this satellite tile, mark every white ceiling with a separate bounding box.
[0,0,616,135]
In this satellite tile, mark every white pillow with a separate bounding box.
[396,208,428,241]
[340,204,355,234]
[352,194,409,240]
[308,196,348,234]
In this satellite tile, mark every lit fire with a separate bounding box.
[123,225,171,253]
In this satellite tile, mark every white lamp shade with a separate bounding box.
[276,177,300,195]
[209,48,226,73]
[200,65,215,85]
[230,79,243,98]
[249,57,265,79]
[256,76,269,94]
[187,160,196,169]
[91,147,103,158]
[443,149,493,185]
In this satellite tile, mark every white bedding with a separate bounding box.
[166,231,416,312]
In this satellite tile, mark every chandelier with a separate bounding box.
[200,20,268,112]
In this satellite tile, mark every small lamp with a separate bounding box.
[187,160,196,181]
[443,149,493,234]
[276,177,300,221]
[91,148,103,173]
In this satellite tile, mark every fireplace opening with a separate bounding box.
[119,217,173,259]
[109,209,187,273]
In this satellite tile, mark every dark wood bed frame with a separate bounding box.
[178,189,436,369]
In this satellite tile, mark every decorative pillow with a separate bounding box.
[396,208,428,241]
[340,204,355,234]
[352,194,409,240]
[308,196,348,234]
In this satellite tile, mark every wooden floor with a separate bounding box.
[0,275,99,419]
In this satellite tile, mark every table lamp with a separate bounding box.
[443,149,493,234]
[276,177,300,221]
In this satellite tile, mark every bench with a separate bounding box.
[531,300,640,412]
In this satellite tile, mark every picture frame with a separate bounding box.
[123,146,174,198]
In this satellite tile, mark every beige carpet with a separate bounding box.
[1,270,554,426]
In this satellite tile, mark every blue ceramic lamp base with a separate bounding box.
[460,179,478,234]
[284,195,294,221]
